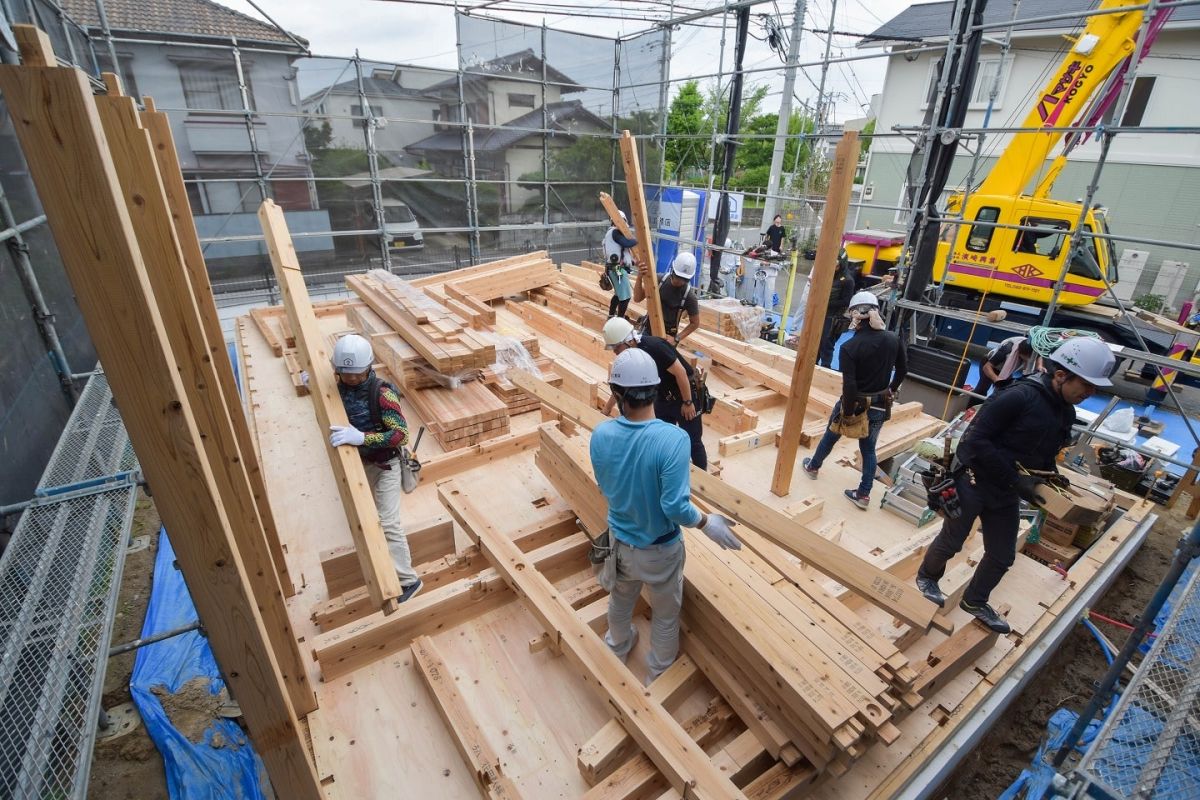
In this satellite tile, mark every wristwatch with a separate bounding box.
[682,399,693,406]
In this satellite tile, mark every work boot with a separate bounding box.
[844,489,870,510]
[960,599,1011,634]
[398,578,423,604]
[802,458,819,479]
[915,576,945,608]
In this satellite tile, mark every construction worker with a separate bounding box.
[817,249,858,368]
[602,317,707,469]
[602,210,637,319]
[590,348,741,682]
[970,334,1042,405]
[916,336,1116,633]
[327,334,422,603]
[802,291,907,510]
[634,252,700,346]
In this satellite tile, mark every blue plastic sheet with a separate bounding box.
[130,529,270,799]
[999,709,1102,800]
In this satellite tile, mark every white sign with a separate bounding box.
[706,192,743,224]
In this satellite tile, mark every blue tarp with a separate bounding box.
[130,529,270,799]
[999,709,1103,800]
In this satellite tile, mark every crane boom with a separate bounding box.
[976,0,1145,198]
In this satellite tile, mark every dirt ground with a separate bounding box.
[938,498,1194,798]
[87,490,169,800]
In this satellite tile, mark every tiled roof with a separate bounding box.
[407,99,607,153]
[424,49,583,94]
[59,0,306,47]
[861,0,1200,46]
[301,76,437,106]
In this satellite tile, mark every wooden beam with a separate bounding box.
[772,132,860,496]
[258,199,403,612]
[439,480,747,800]
[619,130,666,339]
[507,370,937,631]
[419,427,541,483]
[411,635,516,798]
[912,615,1004,699]
[599,191,635,239]
[0,34,321,798]
[92,89,315,714]
[320,515,456,597]
[312,533,590,678]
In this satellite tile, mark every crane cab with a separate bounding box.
[932,193,1117,307]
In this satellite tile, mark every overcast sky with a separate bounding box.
[222,0,920,122]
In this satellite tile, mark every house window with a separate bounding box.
[922,57,1008,110]
[96,52,138,99]
[1120,76,1155,127]
[179,63,250,111]
[183,174,263,215]
[966,207,1000,252]
[351,103,383,129]
[508,92,536,109]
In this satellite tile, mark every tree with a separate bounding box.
[664,81,706,181]
[728,110,815,193]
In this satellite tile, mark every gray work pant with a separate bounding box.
[364,458,419,586]
[605,537,686,680]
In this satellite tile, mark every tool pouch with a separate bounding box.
[830,409,869,439]
[589,530,617,593]
[399,447,421,494]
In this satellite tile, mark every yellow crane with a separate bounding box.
[932,0,1153,307]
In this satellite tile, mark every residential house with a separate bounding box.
[855,0,1200,309]
[60,0,331,267]
[406,50,610,214]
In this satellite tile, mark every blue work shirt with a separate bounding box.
[589,417,703,547]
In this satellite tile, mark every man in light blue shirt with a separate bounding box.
[590,348,741,682]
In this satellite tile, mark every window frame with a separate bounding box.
[178,62,253,111]
[965,206,1001,252]
[921,56,1010,111]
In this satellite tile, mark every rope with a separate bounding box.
[1027,325,1103,357]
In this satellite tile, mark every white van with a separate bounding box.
[381,200,424,251]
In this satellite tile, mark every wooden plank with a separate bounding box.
[411,635,515,797]
[773,132,860,496]
[619,130,666,339]
[438,479,746,800]
[578,655,706,785]
[506,370,937,632]
[319,516,457,598]
[312,533,591,679]
[419,428,541,482]
[258,200,403,611]
[912,619,1002,699]
[93,88,315,714]
[0,37,321,798]
[599,192,635,239]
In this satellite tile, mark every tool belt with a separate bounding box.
[662,371,716,416]
[587,529,617,592]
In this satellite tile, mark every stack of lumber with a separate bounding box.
[480,359,562,414]
[346,271,497,373]
[534,422,921,780]
[407,380,511,450]
[697,296,765,341]
[439,251,557,302]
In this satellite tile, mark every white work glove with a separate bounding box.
[699,514,741,550]
[300,370,309,387]
[329,425,365,448]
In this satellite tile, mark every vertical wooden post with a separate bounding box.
[93,81,315,714]
[619,130,667,339]
[771,132,860,497]
[138,96,296,598]
[259,199,402,613]
[0,26,321,798]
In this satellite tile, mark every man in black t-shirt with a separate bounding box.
[764,214,786,254]
[602,317,707,469]
[635,252,701,345]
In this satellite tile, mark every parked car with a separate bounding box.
[382,200,424,251]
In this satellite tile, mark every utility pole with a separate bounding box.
[761,0,806,231]
[707,5,752,294]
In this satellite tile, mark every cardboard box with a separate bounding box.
[1023,538,1083,568]
[1034,482,1110,527]
[1039,516,1081,547]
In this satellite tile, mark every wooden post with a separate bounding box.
[598,191,635,238]
[258,199,403,613]
[92,82,315,714]
[0,26,321,798]
[139,95,296,597]
[771,132,860,497]
[619,130,667,339]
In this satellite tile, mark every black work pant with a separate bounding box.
[817,315,847,368]
[917,475,1020,607]
[609,295,630,318]
[655,396,707,470]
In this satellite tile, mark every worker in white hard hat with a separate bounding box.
[633,251,700,346]
[602,209,638,319]
[590,347,741,684]
[802,290,907,511]
[917,335,1116,634]
[327,333,422,603]
[601,317,708,469]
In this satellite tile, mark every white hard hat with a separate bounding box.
[332,333,373,373]
[1049,336,1115,386]
[848,290,878,310]
[609,348,660,390]
[618,210,627,222]
[602,317,637,349]
[671,252,697,280]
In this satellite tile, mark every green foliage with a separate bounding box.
[516,134,614,216]
[858,118,876,153]
[665,81,707,181]
[1133,293,1166,314]
[304,119,332,153]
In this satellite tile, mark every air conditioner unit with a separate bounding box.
[863,183,874,201]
